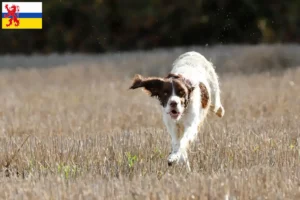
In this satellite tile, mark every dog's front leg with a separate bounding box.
[178,124,198,171]
[167,123,198,172]
[163,114,181,166]
[166,126,181,166]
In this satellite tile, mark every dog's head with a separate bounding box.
[129,73,195,120]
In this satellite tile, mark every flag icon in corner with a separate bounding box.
[2,2,42,29]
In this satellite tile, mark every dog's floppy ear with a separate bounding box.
[129,74,164,97]
[129,74,144,89]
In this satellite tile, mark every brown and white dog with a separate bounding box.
[129,51,225,171]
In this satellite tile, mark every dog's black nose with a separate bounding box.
[168,161,173,166]
[170,101,177,107]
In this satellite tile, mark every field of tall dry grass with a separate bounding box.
[0,45,300,199]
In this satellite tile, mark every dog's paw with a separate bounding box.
[210,104,225,118]
[216,106,225,118]
[167,152,180,166]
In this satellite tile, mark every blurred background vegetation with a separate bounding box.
[0,0,299,54]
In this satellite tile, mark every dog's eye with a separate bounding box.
[179,91,184,96]
[164,92,168,96]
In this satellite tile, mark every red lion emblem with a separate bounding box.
[4,4,20,27]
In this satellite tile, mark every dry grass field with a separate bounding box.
[0,45,300,199]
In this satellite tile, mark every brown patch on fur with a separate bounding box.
[172,79,191,108]
[129,74,165,97]
[199,82,209,108]
[166,74,195,108]
[129,74,164,90]
[129,74,194,108]
[166,73,193,91]
[176,123,184,139]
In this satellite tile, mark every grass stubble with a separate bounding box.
[0,46,300,199]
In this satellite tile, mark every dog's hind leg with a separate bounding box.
[207,67,225,118]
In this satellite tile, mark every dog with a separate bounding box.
[129,51,225,171]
